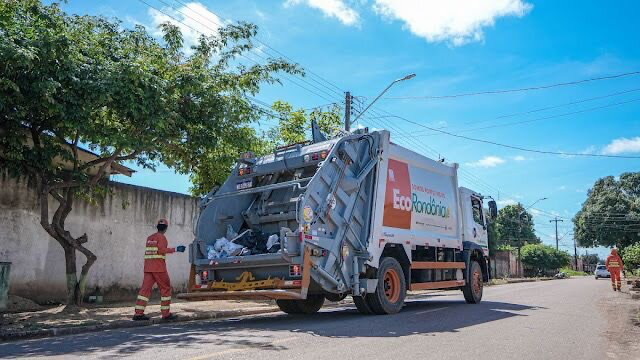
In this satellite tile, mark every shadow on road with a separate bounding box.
[0,299,545,358]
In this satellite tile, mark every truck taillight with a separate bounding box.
[304,154,310,162]
[289,265,301,277]
[320,150,327,159]
[245,167,251,175]
[311,153,319,161]
[238,168,245,176]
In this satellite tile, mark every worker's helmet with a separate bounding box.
[157,218,169,226]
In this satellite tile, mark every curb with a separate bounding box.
[0,307,280,343]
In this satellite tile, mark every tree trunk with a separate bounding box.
[38,179,97,306]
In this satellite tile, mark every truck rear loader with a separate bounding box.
[178,128,497,315]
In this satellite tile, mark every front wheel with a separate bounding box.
[462,261,483,304]
[366,257,406,315]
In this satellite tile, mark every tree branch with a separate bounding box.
[78,149,139,172]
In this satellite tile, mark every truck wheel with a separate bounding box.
[295,295,325,314]
[276,299,302,314]
[276,295,325,314]
[463,261,483,304]
[325,293,347,302]
[367,257,406,315]
[353,295,373,314]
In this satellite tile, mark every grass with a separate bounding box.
[560,267,589,277]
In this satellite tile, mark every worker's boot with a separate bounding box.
[132,314,150,321]
[162,313,178,321]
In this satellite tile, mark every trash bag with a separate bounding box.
[208,237,244,259]
[267,234,279,251]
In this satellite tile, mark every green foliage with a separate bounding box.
[0,0,299,303]
[573,172,640,249]
[495,204,539,248]
[265,101,343,149]
[622,243,640,271]
[580,253,600,265]
[521,244,571,272]
[559,267,588,277]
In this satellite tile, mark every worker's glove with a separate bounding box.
[176,245,186,253]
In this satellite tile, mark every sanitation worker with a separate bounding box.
[133,219,186,321]
[605,248,624,292]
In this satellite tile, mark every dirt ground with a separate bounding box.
[603,278,640,359]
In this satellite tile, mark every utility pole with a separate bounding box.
[573,236,578,270]
[344,91,351,132]
[550,217,564,250]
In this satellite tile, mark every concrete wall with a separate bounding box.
[0,172,198,302]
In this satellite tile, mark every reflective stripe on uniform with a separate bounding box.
[160,305,170,310]
[135,305,146,311]
[145,247,159,251]
[144,255,166,259]
[137,295,149,302]
[609,261,620,267]
[161,296,171,301]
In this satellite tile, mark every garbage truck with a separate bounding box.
[178,127,498,315]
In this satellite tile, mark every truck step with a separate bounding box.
[410,261,466,270]
[409,280,465,291]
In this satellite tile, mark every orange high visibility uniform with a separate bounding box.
[606,251,624,291]
[134,232,176,317]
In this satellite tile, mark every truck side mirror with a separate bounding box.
[488,200,497,219]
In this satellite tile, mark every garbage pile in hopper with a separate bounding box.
[207,225,281,259]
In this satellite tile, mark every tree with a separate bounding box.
[0,1,298,305]
[573,172,640,249]
[621,243,640,273]
[580,253,600,266]
[521,244,570,273]
[265,101,343,149]
[495,204,539,248]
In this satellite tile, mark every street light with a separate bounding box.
[350,73,416,127]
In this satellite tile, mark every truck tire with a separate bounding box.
[276,299,302,314]
[276,295,325,315]
[462,261,483,304]
[325,293,347,302]
[366,257,406,315]
[353,295,373,314]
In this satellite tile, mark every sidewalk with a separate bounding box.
[0,299,279,342]
[0,277,558,342]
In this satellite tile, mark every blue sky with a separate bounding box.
[55,0,640,258]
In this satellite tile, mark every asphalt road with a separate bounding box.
[1,277,637,360]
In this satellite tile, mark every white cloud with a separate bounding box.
[285,0,359,25]
[148,2,222,51]
[512,155,526,161]
[372,0,533,46]
[557,185,567,191]
[497,199,517,206]
[602,136,640,155]
[466,156,506,168]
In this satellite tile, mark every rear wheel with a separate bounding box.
[276,299,301,314]
[276,295,325,315]
[463,261,483,304]
[353,295,373,314]
[367,257,406,315]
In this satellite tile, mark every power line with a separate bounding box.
[393,96,640,138]
[138,0,345,107]
[383,70,640,100]
[372,113,640,159]
[167,0,345,98]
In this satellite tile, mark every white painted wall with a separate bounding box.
[0,172,198,302]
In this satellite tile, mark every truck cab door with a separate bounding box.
[467,196,488,250]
